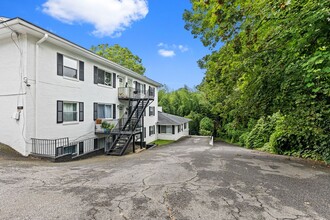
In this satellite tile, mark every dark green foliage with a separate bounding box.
[158,86,213,135]
[199,117,214,136]
[184,0,330,163]
[245,112,283,149]
[91,44,146,75]
[187,111,204,135]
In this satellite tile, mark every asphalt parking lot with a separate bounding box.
[0,137,329,220]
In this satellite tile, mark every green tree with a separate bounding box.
[184,0,330,162]
[158,86,213,135]
[91,44,146,75]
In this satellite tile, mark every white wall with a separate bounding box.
[0,34,29,155]
[143,87,158,144]
[157,123,189,141]
[35,39,159,148]
[0,31,160,155]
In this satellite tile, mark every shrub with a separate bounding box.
[223,121,245,143]
[199,117,214,136]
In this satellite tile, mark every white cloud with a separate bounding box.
[157,42,188,57]
[178,45,189,52]
[42,0,148,37]
[158,49,175,57]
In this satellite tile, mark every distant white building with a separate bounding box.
[157,110,191,141]
[0,17,190,160]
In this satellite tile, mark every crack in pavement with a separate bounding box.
[222,197,240,220]
[117,200,128,220]
[163,190,176,220]
[87,207,98,220]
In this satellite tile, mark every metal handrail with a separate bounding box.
[118,87,155,99]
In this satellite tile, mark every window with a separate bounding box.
[94,66,116,87]
[94,103,116,120]
[57,101,83,123]
[160,125,172,134]
[97,104,113,119]
[184,123,187,129]
[98,69,112,86]
[63,102,77,122]
[149,86,155,97]
[57,53,84,81]
[149,125,155,136]
[63,56,78,79]
[64,144,76,154]
[149,106,155,116]
[178,125,181,133]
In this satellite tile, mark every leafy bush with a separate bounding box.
[199,117,214,136]
[223,121,245,143]
[238,132,249,146]
[268,112,326,162]
[245,112,283,149]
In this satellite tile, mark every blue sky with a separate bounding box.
[0,0,210,90]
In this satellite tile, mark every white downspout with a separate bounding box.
[35,34,48,139]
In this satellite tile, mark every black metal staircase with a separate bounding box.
[105,87,154,156]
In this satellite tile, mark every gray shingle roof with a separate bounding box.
[157,111,191,125]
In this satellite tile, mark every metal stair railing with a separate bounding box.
[106,97,153,155]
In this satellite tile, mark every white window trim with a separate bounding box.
[63,76,79,82]
[97,83,113,89]
[63,55,78,80]
[97,67,113,87]
[63,101,78,123]
[97,103,113,119]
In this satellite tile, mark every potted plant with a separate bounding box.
[101,121,115,133]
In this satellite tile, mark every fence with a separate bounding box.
[31,137,108,158]
[31,137,69,157]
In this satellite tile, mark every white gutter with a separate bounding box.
[35,34,48,138]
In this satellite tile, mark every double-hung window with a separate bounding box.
[63,56,78,79]
[97,104,113,119]
[57,53,84,81]
[149,125,155,136]
[149,106,155,116]
[63,102,78,122]
[57,101,83,123]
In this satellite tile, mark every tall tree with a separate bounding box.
[91,44,146,75]
[184,0,330,162]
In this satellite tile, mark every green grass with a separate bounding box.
[152,139,175,146]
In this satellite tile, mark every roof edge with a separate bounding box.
[1,17,162,87]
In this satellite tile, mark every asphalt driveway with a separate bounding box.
[0,137,329,220]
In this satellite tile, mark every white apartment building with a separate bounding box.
[0,17,171,160]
